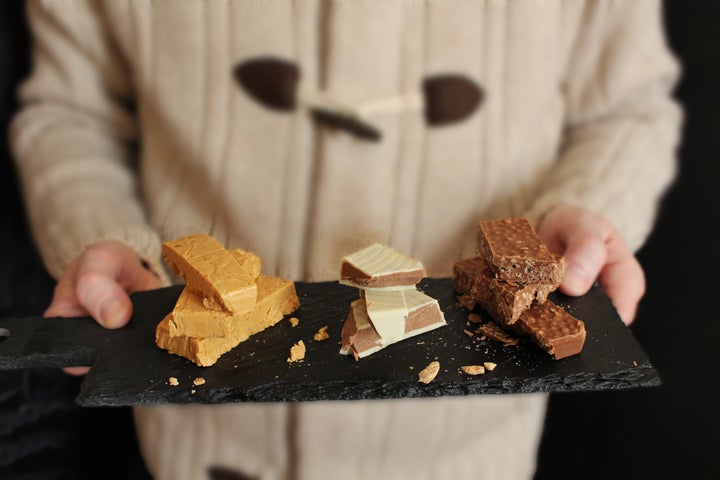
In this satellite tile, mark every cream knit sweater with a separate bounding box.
[11,1,681,479]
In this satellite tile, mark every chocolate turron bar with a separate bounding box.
[454,217,586,360]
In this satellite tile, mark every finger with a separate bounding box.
[559,231,607,297]
[597,236,645,325]
[136,267,164,292]
[63,366,91,376]
[44,264,87,318]
[75,253,134,329]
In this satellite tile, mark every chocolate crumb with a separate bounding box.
[467,313,483,324]
[475,322,520,346]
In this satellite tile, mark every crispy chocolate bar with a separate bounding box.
[453,256,559,325]
[476,217,562,285]
[511,301,586,360]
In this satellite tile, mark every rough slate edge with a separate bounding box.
[73,278,660,407]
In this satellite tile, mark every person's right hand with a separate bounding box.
[44,240,163,375]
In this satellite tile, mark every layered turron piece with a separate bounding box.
[339,244,446,359]
[156,234,300,366]
[454,218,586,360]
[340,243,427,290]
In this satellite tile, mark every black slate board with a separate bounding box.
[0,279,659,406]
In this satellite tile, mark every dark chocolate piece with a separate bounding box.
[476,217,562,285]
[475,322,520,346]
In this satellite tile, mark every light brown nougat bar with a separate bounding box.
[476,217,562,285]
[168,276,299,338]
[161,234,257,314]
[156,276,300,366]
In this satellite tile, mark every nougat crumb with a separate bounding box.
[460,365,485,375]
[418,361,440,384]
[313,325,330,341]
[287,340,306,363]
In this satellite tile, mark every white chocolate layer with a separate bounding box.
[365,289,408,340]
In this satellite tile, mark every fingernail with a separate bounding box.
[99,297,126,328]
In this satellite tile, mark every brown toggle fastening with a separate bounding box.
[234,57,484,141]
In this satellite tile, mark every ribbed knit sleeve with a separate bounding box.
[525,0,683,252]
[10,1,168,283]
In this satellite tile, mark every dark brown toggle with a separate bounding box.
[234,57,484,140]
[233,57,299,111]
[207,465,258,480]
[423,74,484,126]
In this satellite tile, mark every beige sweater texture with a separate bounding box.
[11,1,681,479]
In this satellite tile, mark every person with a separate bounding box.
[10,1,681,479]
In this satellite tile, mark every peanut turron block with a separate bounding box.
[162,234,257,314]
[168,276,299,338]
[156,276,300,366]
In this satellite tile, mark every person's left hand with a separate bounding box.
[536,204,645,325]
[44,240,163,375]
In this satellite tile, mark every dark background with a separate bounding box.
[1,1,718,479]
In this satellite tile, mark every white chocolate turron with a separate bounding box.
[339,290,446,359]
[339,243,427,290]
[339,243,445,359]
[364,289,409,341]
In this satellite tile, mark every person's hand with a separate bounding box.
[536,204,645,325]
[44,240,163,375]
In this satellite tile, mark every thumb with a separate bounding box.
[74,253,135,329]
[560,231,607,297]
[76,271,132,329]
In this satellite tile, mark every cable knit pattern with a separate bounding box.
[11,1,681,479]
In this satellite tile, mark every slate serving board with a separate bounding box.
[0,279,659,406]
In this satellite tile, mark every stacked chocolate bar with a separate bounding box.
[453,218,586,360]
[339,243,447,360]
